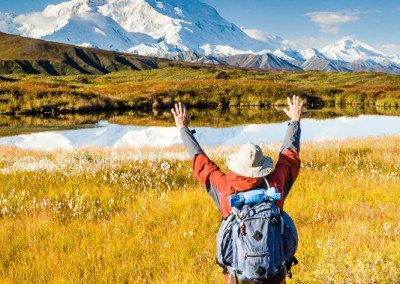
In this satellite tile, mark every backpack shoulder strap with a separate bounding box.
[263,177,271,189]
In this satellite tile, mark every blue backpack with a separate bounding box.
[216,179,298,281]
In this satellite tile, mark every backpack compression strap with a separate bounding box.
[264,178,299,279]
[227,265,287,284]
[284,256,298,279]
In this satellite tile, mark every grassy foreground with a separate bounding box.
[0,137,399,283]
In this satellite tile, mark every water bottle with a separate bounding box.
[266,187,281,201]
[229,188,281,208]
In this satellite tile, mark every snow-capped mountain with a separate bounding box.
[0,13,19,34]
[389,54,400,65]
[0,0,399,74]
[299,48,327,61]
[0,5,152,51]
[272,39,398,67]
[305,38,400,73]
[273,47,306,65]
[0,0,282,56]
[320,38,387,63]
[269,38,400,74]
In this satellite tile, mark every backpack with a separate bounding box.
[216,179,298,281]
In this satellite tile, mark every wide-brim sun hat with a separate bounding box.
[227,142,274,178]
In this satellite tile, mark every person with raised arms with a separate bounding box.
[172,96,303,284]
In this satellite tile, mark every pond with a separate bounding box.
[0,106,399,150]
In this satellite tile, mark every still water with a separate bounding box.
[0,112,399,151]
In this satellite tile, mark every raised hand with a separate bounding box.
[283,95,303,122]
[171,102,191,129]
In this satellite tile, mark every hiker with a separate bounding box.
[171,96,303,284]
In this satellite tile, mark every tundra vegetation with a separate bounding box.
[0,136,399,283]
[0,67,399,115]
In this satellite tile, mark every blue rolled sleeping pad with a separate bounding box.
[229,187,281,208]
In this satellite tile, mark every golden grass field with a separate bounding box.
[0,136,399,283]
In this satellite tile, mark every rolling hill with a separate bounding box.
[0,32,194,75]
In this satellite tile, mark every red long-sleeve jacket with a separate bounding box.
[180,121,301,218]
[193,149,300,218]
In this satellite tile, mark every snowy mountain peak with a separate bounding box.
[42,0,108,17]
[0,12,18,34]
[98,0,188,42]
[0,12,15,19]
[320,37,385,62]
[2,0,282,56]
[389,54,400,65]
[73,0,107,4]
[297,48,324,61]
[273,47,305,63]
[336,37,378,52]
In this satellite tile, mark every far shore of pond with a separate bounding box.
[0,105,399,138]
[1,67,399,116]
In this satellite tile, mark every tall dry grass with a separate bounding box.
[0,136,399,283]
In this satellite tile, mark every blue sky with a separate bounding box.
[1,0,399,54]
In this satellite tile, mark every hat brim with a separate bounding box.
[227,153,274,178]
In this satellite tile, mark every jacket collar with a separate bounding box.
[226,171,263,192]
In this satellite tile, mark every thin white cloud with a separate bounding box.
[305,10,360,34]
[305,9,381,34]
[241,28,270,42]
[307,11,359,26]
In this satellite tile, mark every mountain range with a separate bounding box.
[0,0,399,74]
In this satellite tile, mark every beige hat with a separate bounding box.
[227,142,274,178]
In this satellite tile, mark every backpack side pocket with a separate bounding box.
[280,211,298,260]
[216,214,235,267]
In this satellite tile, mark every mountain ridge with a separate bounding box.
[0,31,210,75]
[0,0,399,74]
[0,32,294,75]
